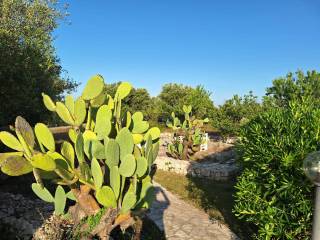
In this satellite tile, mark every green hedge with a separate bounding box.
[234,98,319,239]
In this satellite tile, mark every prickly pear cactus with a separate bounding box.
[166,105,209,160]
[0,75,160,240]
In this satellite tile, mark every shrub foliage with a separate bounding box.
[233,98,319,239]
[212,91,262,137]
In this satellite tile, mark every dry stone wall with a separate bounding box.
[157,133,240,180]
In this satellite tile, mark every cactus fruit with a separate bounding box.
[0,74,160,238]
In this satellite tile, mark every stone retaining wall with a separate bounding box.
[155,156,239,180]
[157,133,240,180]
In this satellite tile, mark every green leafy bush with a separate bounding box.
[212,91,262,137]
[0,75,160,239]
[0,0,77,127]
[158,83,215,121]
[265,70,320,107]
[166,105,209,160]
[234,98,319,239]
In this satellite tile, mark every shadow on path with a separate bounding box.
[147,186,170,239]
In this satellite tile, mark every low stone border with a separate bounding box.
[158,133,240,180]
[155,155,239,181]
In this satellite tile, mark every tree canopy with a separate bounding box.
[158,83,215,121]
[212,91,262,136]
[0,0,77,126]
[265,70,320,107]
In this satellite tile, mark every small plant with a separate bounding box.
[166,105,209,160]
[0,75,160,240]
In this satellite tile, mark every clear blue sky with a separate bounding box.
[54,0,320,105]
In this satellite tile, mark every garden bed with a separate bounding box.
[157,133,240,180]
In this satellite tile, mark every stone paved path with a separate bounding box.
[147,182,239,240]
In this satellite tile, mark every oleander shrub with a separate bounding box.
[234,98,319,239]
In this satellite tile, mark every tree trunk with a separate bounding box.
[68,185,135,240]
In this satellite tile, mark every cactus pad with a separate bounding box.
[82,75,104,100]
[1,155,33,176]
[35,123,55,152]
